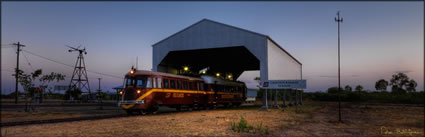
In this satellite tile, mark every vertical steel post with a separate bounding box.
[282,90,286,107]
[274,89,279,108]
[295,90,298,112]
[261,88,268,110]
[289,90,293,106]
[335,11,343,122]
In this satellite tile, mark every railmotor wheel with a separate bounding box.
[126,110,134,115]
[176,105,182,112]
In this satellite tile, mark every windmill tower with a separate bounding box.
[67,45,91,98]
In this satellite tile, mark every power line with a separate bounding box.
[21,52,35,71]
[1,44,14,48]
[23,50,74,68]
[1,69,15,73]
[22,49,124,80]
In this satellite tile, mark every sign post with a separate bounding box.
[261,80,306,111]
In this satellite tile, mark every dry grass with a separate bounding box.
[1,99,125,123]
[1,101,424,137]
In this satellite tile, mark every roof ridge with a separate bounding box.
[151,19,267,47]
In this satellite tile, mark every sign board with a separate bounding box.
[262,80,306,89]
[54,85,69,91]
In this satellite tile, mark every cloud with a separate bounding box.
[318,74,359,78]
[394,70,413,74]
[319,75,337,78]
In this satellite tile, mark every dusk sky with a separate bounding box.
[1,2,423,94]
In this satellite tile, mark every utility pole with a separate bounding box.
[12,42,25,104]
[335,11,343,122]
[97,78,103,110]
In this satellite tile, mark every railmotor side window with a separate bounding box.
[183,81,188,90]
[157,78,162,88]
[170,80,176,89]
[163,79,169,88]
[147,77,152,88]
[199,83,204,91]
[153,78,157,88]
[189,82,194,90]
[177,80,182,89]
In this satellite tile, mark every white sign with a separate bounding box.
[262,80,306,89]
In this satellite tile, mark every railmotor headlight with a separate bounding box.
[137,90,141,94]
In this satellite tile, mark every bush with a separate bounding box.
[231,116,270,135]
[303,91,424,104]
[64,89,82,100]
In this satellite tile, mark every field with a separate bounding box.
[1,100,423,137]
[1,99,125,123]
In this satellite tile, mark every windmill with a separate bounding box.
[67,45,91,99]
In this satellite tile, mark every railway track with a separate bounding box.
[1,104,260,127]
[1,114,128,127]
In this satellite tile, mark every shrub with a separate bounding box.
[303,91,424,104]
[231,117,269,135]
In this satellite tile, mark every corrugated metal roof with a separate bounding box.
[151,18,301,65]
[152,18,267,47]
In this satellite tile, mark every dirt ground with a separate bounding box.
[1,99,125,123]
[1,101,424,137]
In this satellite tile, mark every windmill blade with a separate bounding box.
[65,45,78,50]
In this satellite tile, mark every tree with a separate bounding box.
[375,79,389,91]
[12,69,65,111]
[65,89,82,100]
[390,73,417,93]
[344,85,352,92]
[13,69,42,95]
[406,80,417,92]
[327,87,342,94]
[355,85,363,92]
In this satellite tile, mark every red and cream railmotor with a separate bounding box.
[119,68,247,114]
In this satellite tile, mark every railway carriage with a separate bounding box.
[119,68,247,114]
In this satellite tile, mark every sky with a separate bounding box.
[1,2,423,94]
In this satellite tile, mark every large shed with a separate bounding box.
[152,19,302,83]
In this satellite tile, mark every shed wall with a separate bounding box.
[267,39,301,80]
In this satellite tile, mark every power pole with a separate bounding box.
[97,78,103,110]
[12,42,25,104]
[335,11,343,122]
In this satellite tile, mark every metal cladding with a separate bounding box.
[152,19,302,83]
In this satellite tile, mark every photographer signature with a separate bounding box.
[380,126,422,136]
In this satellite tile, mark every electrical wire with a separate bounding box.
[21,52,35,71]
[23,50,75,68]
[22,49,124,80]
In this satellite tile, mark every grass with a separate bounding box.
[230,116,270,135]
[2,101,423,137]
[416,119,424,127]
